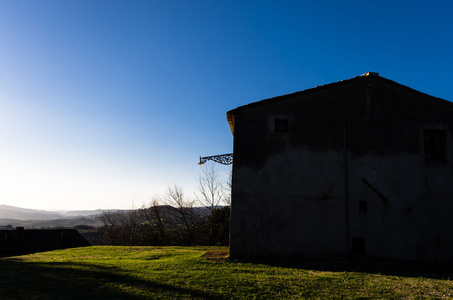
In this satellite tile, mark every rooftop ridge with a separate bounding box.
[361,71,379,77]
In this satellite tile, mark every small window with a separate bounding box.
[359,201,367,212]
[424,130,446,161]
[274,119,289,133]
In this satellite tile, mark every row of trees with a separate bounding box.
[96,165,231,246]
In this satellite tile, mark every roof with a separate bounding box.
[226,72,453,135]
[0,229,91,257]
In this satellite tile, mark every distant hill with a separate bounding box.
[0,205,63,220]
[0,204,218,230]
[59,209,103,217]
[0,205,102,220]
[0,217,104,229]
[0,205,104,229]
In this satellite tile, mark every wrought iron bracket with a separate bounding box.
[198,153,233,166]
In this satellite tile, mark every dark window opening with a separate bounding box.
[359,201,367,212]
[274,119,289,133]
[352,238,365,255]
[424,130,446,161]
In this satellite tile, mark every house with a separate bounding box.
[0,228,91,256]
[227,72,453,263]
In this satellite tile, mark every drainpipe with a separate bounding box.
[343,83,372,258]
[343,119,350,258]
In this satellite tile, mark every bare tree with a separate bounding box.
[97,167,232,246]
[196,164,226,212]
[99,209,144,246]
[195,164,230,245]
[164,184,199,245]
[99,211,120,245]
[141,197,169,245]
[223,169,232,206]
[123,208,143,245]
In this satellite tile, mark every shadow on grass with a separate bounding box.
[251,258,453,281]
[0,258,224,300]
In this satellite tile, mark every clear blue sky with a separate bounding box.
[0,0,452,210]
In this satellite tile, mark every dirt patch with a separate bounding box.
[202,250,229,260]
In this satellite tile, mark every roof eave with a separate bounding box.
[226,111,235,135]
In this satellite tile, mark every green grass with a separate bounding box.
[1,246,453,299]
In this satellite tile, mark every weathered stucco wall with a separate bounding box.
[229,75,453,263]
[230,148,346,260]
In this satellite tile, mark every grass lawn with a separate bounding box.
[1,246,453,299]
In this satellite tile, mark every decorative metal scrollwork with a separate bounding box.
[198,153,233,166]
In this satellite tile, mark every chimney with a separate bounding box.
[362,72,379,77]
